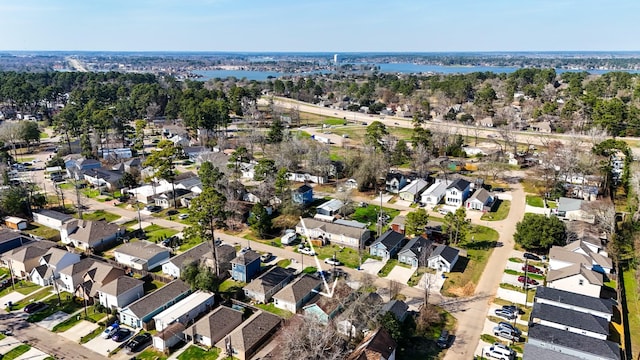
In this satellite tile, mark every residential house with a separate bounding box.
[315,199,344,217]
[303,283,355,325]
[154,188,192,209]
[128,182,174,204]
[523,343,587,360]
[272,274,323,313]
[389,215,406,234]
[292,184,313,206]
[534,286,615,322]
[162,242,212,278]
[478,117,494,127]
[32,210,73,231]
[421,181,450,207]
[153,322,186,353]
[186,306,244,347]
[215,310,281,360]
[1,241,57,278]
[444,178,471,207]
[119,279,192,329]
[427,244,459,273]
[65,157,101,180]
[231,250,261,282]
[380,300,409,322]
[562,241,613,274]
[346,327,397,360]
[57,258,100,293]
[169,134,189,147]
[61,220,124,252]
[243,266,296,303]
[4,216,27,230]
[83,167,123,190]
[123,158,142,172]
[153,291,215,331]
[296,218,370,249]
[546,264,603,298]
[385,173,407,194]
[369,230,406,260]
[76,261,126,302]
[465,188,494,211]
[286,171,328,185]
[549,245,613,275]
[114,240,170,271]
[97,275,145,310]
[398,179,430,203]
[527,324,620,360]
[29,247,80,286]
[203,244,238,279]
[176,176,203,195]
[555,197,596,223]
[398,236,433,268]
[529,302,610,340]
[102,148,133,160]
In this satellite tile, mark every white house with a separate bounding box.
[546,264,603,298]
[316,199,344,217]
[272,274,322,313]
[465,188,494,211]
[97,275,145,310]
[427,244,459,273]
[444,178,471,207]
[29,248,80,286]
[420,180,450,207]
[61,220,124,252]
[162,243,211,278]
[32,210,73,231]
[114,241,170,271]
[398,179,430,203]
[534,286,615,322]
[102,148,133,160]
[152,291,215,331]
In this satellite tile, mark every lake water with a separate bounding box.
[194,63,640,81]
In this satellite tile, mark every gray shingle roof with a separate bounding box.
[297,217,366,240]
[523,343,583,360]
[547,264,603,285]
[535,286,614,316]
[398,236,433,258]
[527,324,620,360]
[34,209,73,222]
[98,275,144,296]
[243,267,295,295]
[372,230,405,249]
[168,243,211,269]
[467,188,492,203]
[531,302,609,335]
[115,240,168,261]
[125,279,191,318]
[187,306,244,345]
[430,244,459,263]
[272,274,322,304]
[399,178,429,195]
[217,310,281,353]
[231,250,261,266]
[380,300,408,320]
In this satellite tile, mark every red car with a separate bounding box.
[518,276,539,286]
[522,264,543,274]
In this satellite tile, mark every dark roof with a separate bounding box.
[372,230,405,250]
[398,236,433,257]
[188,306,244,344]
[125,279,191,318]
[535,286,614,315]
[380,300,409,320]
[385,172,404,182]
[231,250,261,266]
[528,324,620,360]
[296,184,313,193]
[168,243,211,269]
[531,302,609,335]
[244,266,296,294]
[523,343,583,360]
[98,275,144,296]
[447,178,471,191]
[273,274,322,303]
[155,322,186,341]
[223,311,281,352]
[430,244,459,263]
[346,327,397,360]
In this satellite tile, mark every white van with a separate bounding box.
[281,230,297,245]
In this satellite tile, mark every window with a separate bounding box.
[578,279,584,286]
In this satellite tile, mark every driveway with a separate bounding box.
[14,347,48,360]
[359,258,386,276]
[37,311,73,331]
[0,336,23,355]
[416,272,446,293]
[0,291,28,308]
[496,288,530,306]
[385,266,414,284]
[83,326,133,356]
[60,320,99,342]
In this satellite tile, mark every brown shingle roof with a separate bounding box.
[216,310,281,353]
[272,274,322,304]
[97,275,144,296]
[547,264,603,285]
[346,327,397,360]
[187,306,244,344]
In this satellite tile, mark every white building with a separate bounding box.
[97,275,145,310]
[152,291,215,331]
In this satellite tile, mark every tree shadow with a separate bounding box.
[460,240,497,250]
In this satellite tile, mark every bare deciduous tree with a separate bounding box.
[278,316,347,360]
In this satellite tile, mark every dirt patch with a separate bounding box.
[446,282,475,297]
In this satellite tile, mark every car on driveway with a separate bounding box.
[523,253,541,261]
[494,308,517,320]
[112,328,132,342]
[260,252,273,262]
[240,247,252,255]
[517,276,539,286]
[299,247,316,256]
[497,322,521,336]
[126,332,151,352]
[178,213,189,220]
[501,305,524,315]
[23,301,47,314]
[483,343,516,359]
[522,264,543,274]
[101,323,120,339]
[324,257,341,266]
[493,326,520,341]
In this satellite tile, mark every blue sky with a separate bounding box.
[1,0,639,52]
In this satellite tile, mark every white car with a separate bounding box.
[324,257,341,266]
[178,213,189,220]
[299,247,316,256]
[483,343,515,360]
[101,324,120,339]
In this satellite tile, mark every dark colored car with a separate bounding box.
[112,328,132,342]
[522,264,543,274]
[126,333,152,352]
[501,305,524,315]
[494,308,517,320]
[517,276,539,286]
[436,330,452,349]
[523,253,541,261]
[497,322,521,336]
[24,301,47,314]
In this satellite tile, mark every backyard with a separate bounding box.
[314,244,366,269]
[255,303,294,319]
[351,204,400,233]
[23,223,60,240]
[480,200,511,221]
[177,346,220,360]
[144,224,179,244]
[81,210,121,223]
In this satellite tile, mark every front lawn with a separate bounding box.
[255,303,294,319]
[277,259,291,268]
[480,200,511,221]
[27,296,84,322]
[23,223,60,240]
[14,281,41,295]
[137,349,168,360]
[52,305,107,332]
[80,327,105,344]
[525,195,544,207]
[323,118,347,126]
[351,205,400,233]
[441,246,493,297]
[2,344,31,360]
[14,287,54,309]
[144,224,179,244]
[81,210,121,223]
[314,244,367,269]
[378,259,398,277]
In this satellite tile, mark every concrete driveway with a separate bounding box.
[60,320,99,342]
[0,336,24,355]
[14,347,48,360]
[502,274,524,287]
[416,272,446,293]
[0,291,28,308]
[37,311,72,331]
[385,266,415,284]
[84,326,133,356]
[496,288,529,306]
[359,258,386,276]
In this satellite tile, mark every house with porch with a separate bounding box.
[398,236,434,268]
[29,247,80,286]
[369,230,406,260]
[427,244,459,273]
[398,179,430,203]
[444,178,471,207]
[465,188,494,211]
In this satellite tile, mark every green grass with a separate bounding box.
[624,267,640,360]
[313,244,367,269]
[23,223,60,240]
[144,224,179,244]
[122,219,140,228]
[136,348,168,360]
[0,333,5,341]
[57,182,74,190]
[442,246,494,297]
[323,118,347,126]
[81,188,100,198]
[40,132,50,139]
[14,287,53,309]
[219,279,246,293]
[14,281,41,295]
[481,200,511,221]
[351,205,400,232]
[27,296,84,323]
[480,334,500,344]
[254,303,294,319]
[509,257,524,263]
[302,266,317,274]
[177,346,220,360]
[378,259,398,277]
[407,267,435,287]
[178,235,204,252]
[80,327,104,344]
[277,259,292,268]
[525,195,544,207]
[604,279,617,289]
[52,305,107,332]
[2,344,31,360]
[80,210,121,223]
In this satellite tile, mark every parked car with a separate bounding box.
[436,330,452,349]
[101,323,120,339]
[493,326,520,341]
[260,252,273,262]
[494,308,517,320]
[316,270,331,279]
[501,305,524,315]
[299,247,316,256]
[324,257,341,266]
[523,253,541,261]
[144,205,161,213]
[240,247,252,255]
[517,276,539,286]
[126,332,152,352]
[522,264,543,274]
[111,328,132,342]
[23,301,47,314]
[483,343,516,360]
[178,213,189,220]
[497,322,521,336]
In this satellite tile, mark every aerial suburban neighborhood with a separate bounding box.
[0,16,640,360]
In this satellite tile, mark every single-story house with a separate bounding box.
[534,286,614,322]
[427,244,459,273]
[61,220,125,252]
[243,266,296,303]
[398,179,430,203]
[546,264,603,298]
[0,230,32,255]
[420,180,451,206]
[555,197,595,223]
[153,290,215,331]
[389,215,406,234]
[465,188,494,211]
[32,209,73,231]
[119,279,192,329]
[315,199,344,217]
[154,188,193,209]
[398,236,434,268]
[346,327,397,360]
[380,299,409,322]
[153,322,186,352]
[296,218,370,249]
[215,310,281,360]
[272,274,323,313]
[97,275,145,310]
[530,302,609,340]
[114,240,170,271]
[162,242,211,278]
[186,306,244,347]
[369,230,406,260]
[303,282,354,325]
[82,167,123,190]
[4,216,27,230]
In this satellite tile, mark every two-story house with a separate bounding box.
[546,264,603,298]
[444,178,471,207]
[61,220,124,252]
[231,250,261,282]
[29,247,81,286]
[296,218,370,250]
[97,275,145,311]
[385,173,407,194]
[292,184,314,206]
[114,240,170,271]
